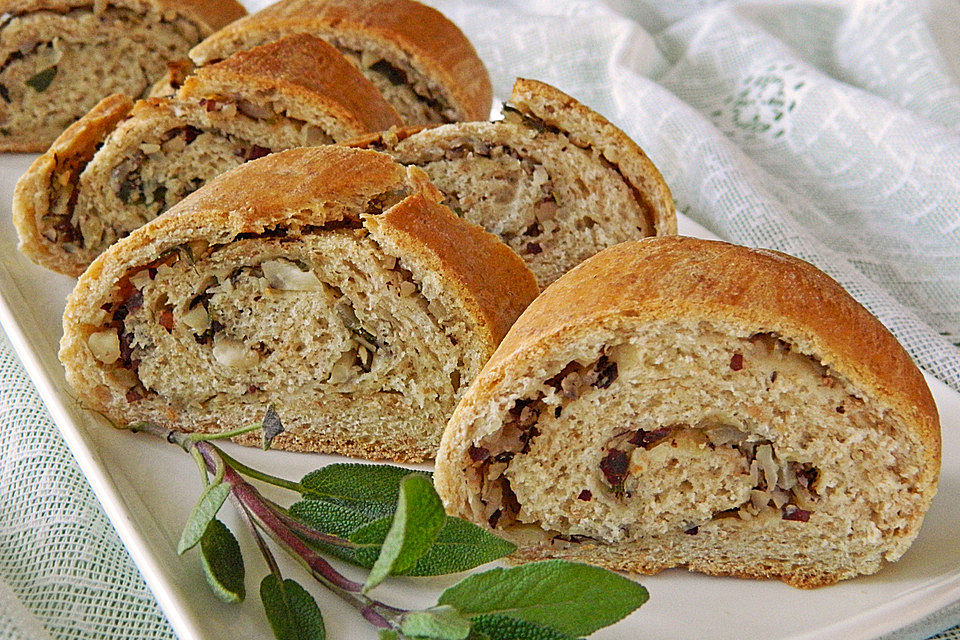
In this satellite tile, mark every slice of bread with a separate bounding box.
[188,0,492,125]
[0,0,246,152]
[435,236,940,587]
[14,34,403,277]
[347,78,676,288]
[60,145,538,462]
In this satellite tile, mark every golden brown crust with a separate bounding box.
[0,0,246,33]
[488,237,939,472]
[180,34,403,134]
[13,93,134,275]
[366,192,538,347]
[512,544,843,589]
[340,124,432,151]
[155,0,246,33]
[190,0,492,122]
[509,78,676,236]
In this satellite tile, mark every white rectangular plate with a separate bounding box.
[0,153,958,640]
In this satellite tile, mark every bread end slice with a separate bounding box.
[343,78,677,288]
[188,0,492,124]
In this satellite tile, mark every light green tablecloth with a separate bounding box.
[1,0,958,638]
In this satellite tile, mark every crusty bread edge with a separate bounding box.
[510,78,676,236]
[12,93,134,276]
[365,186,539,348]
[512,542,855,589]
[189,0,492,122]
[180,34,403,136]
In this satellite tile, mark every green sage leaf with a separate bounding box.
[179,481,231,554]
[377,631,400,640]
[438,560,648,636]
[289,499,371,538]
[25,66,56,92]
[350,516,398,566]
[299,463,430,518]
[290,496,514,577]
[400,605,472,639]
[199,519,245,603]
[469,615,578,640]
[364,474,445,592]
[260,575,325,640]
[411,518,516,575]
[352,516,515,576]
[287,499,369,567]
[422,623,566,640]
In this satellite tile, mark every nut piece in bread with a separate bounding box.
[14,34,403,277]
[189,0,492,125]
[60,146,539,462]
[347,78,676,288]
[435,236,940,587]
[0,0,246,152]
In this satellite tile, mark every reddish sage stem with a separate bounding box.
[193,440,399,629]
[131,423,405,632]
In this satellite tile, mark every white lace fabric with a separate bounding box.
[0,0,958,638]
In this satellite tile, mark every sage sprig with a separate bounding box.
[128,414,648,640]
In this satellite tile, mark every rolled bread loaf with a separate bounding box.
[188,0,492,125]
[435,236,940,587]
[348,78,676,288]
[60,145,538,462]
[0,0,246,151]
[14,34,402,276]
